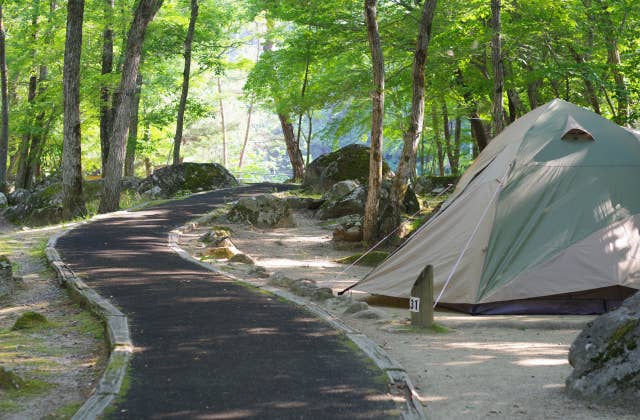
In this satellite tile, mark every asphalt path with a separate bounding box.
[57,184,395,419]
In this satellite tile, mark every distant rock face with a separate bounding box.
[303,144,392,193]
[137,163,238,198]
[227,194,295,228]
[566,292,640,407]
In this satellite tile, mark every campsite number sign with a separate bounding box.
[409,296,420,313]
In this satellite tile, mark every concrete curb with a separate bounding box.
[46,229,133,420]
[169,220,427,420]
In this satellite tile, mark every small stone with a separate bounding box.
[343,301,369,314]
[202,247,236,259]
[352,308,387,320]
[228,253,255,265]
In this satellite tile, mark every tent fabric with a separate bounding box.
[352,99,640,314]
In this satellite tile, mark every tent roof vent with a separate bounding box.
[561,116,594,141]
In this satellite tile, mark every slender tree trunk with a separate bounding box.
[451,116,461,175]
[432,103,444,175]
[100,0,115,176]
[0,5,8,193]
[172,0,198,166]
[124,72,142,177]
[490,0,504,136]
[217,77,226,167]
[385,0,437,237]
[296,54,310,151]
[15,75,37,189]
[238,101,253,168]
[605,37,628,124]
[362,0,385,244]
[277,114,304,180]
[62,0,86,219]
[238,37,260,169]
[99,0,163,213]
[305,111,312,166]
[570,48,601,114]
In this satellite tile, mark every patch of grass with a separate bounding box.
[49,402,82,419]
[68,309,105,340]
[12,311,50,330]
[0,399,19,412]
[335,251,389,267]
[397,322,451,334]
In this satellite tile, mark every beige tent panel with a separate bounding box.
[480,213,640,303]
[356,179,500,302]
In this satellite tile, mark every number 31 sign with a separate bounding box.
[409,296,420,313]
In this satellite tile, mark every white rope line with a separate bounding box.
[337,183,455,278]
[433,165,512,308]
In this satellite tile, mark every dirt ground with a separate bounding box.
[180,209,638,420]
[0,221,107,419]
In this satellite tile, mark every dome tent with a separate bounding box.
[351,99,640,314]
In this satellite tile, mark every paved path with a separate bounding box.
[57,184,394,419]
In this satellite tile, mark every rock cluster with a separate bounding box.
[268,273,333,301]
[227,194,295,228]
[566,292,640,407]
[0,256,13,298]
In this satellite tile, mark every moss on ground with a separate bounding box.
[336,251,389,267]
[12,311,50,330]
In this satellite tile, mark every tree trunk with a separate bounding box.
[305,111,312,166]
[99,0,115,176]
[490,0,504,136]
[385,0,437,237]
[99,0,163,213]
[62,0,86,219]
[238,36,260,169]
[217,77,226,166]
[172,0,198,166]
[0,5,8,193]
[15,75,37,189]
[296,54,310,154]
[605,37,628,124]
[238,101,253,168]
[451,116,461,176]
[277,114,305,180]
[124,72,142,177]
[362,0,385,244]
[431,103,444,175]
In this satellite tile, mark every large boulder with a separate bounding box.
[0,192,6,208]
[227,194,295,228]
[7,188,31,206]
[303,144,392,193]
[566,292,640,407]
[137,163,238,199]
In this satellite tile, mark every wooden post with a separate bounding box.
[410,265,434,328]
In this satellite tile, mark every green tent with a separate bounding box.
[351,99,640,314]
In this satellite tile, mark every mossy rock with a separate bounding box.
[12,311,50,330]
[0,367,25,390]
[336,251,389,267]
[137,163,238,199]
[303,144,392,193]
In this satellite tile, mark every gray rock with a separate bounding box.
[343,301,369,314]
[141,186,162,200]
[268,273,296,288]
[228,253,255,265]
[312,287,334,301]
[0,255,13,298]
[0,192,6,208]
[227,194,295,228]
[316,185,366,220]
[284,196,325,210]
[7,188,31,206]
[249,266,270,278]
[137,162,238,198]
[352,308,387,320]
[566,292,640,407]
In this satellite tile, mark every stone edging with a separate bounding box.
[46,229,133,420]
[169,217,427,420]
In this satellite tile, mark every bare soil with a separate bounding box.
[0,221,107,419]
[180,210,637,420]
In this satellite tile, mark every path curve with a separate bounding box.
[57,184,394,419]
